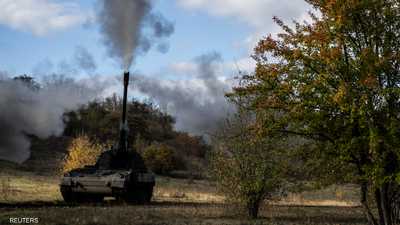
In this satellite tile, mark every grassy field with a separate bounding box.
[0,203,366,225]
[0,171,366,225]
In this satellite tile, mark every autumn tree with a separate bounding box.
[210,107,286,219]
[61,135,104,173]
[231,0,400,224]
[142,143,177,174]
[63,95,209,174]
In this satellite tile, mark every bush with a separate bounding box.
[165,132,210,175]
[210,110,285,219]
[61,135,104,173]
[142,143,176,174]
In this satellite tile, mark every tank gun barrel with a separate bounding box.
[118,71,130,152]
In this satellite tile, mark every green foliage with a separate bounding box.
[167,132,209,158]
[230,0,400,224]
[63,94,175,145]
[142,143,177,174]
[210,109,284,218]
[3,74,210,177]
[63,95,210,175]
[165,132,210,175]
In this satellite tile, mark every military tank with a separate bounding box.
[60,71,155,203]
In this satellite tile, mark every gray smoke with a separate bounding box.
[32,59,54,76]
[32,47,97,77]
[98,0,174,70]
[58,60,78,75]
[0,70,9,79]
[0,75,100,163]
[74,46,97,74]
[133,52,235,135]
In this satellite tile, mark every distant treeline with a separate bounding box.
[12,75,210,175]
[63,95,210,172]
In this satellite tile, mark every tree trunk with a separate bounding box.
[381,184,393,225]
[375,185,398,225]
[247,198,261,219]
[376,188,386,225]
[360,182,378,225]
[389,184,400,224]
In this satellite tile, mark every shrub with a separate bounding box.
[210,110,285,219]
[142,143,176,174]
[61,135,104,173]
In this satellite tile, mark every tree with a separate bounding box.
[63,96,210,175]
[142,143,176,174]
[13,75,40,91]
[210,108,285,219]
[63,97,176,145]
[61,135,104,173]
[231,0,400,224]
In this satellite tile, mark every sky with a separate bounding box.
[0,0,311,77]
[0,0,312,137]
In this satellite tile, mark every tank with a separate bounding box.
[60,71,155,203]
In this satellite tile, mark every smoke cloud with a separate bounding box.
[32,59,54,76]
[0,75,100,163]
[98,0,174,70]
[32,46,97,77]
[74,46,97,74]
[133,52,235,135]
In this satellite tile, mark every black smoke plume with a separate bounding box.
[98,0,174,70]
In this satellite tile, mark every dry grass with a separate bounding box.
[0,172,62,203]
[0,171,361,206]
[0,171,366,225]
[0,203,366,225]
[0,174,223,204]
[154,177,224,203]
